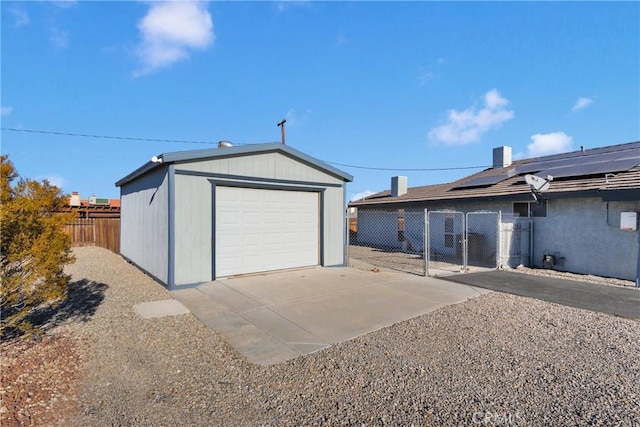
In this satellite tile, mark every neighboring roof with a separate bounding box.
[78,199,121,208]
[350,141,640,207]
[115,142,353,187]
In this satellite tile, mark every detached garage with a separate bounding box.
[115,143,353,289]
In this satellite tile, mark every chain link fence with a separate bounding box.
[425,211,465,276]
[348,210,426,276]
[465,211,500,269]
[350,209,528,277]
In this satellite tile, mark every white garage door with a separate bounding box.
[215,186,319,278]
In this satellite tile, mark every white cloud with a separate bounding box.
[276,0,311,12]
[571,97,594,112]
[527,132,573,157]
[350,190,376,202]
[37,174,68,190]
[50,27,70,49]
[1,106,13,116]
[428,89,514,145]
[51,0,77,9]
[134,1,214,77]
[284,108,312,128]
[418,71,434,86]
[9,6,30,27]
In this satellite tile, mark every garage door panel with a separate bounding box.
[215,187,319,278]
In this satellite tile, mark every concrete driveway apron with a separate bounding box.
[171,267,489,365]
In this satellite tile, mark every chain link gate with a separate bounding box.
[426,211,465,275]
[348,209,426,275]
[426,210,500,276]
[465,211,500,269]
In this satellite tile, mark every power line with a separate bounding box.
[2,126,491,171]
[1,127,217,145]
[325,160,490,172]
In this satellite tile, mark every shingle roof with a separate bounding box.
[350,141,640,207]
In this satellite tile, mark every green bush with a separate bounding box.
[1,155,76,338]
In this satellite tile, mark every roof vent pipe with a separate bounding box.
[391,176,408,197]
[493,146,512,169]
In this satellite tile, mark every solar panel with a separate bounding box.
[454,170,516,189]
[582,157,639,175]
[516,146,639,179]
[539,157,639,179]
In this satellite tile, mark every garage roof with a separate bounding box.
[115,142,354,187]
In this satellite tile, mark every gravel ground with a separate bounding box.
[512,265,637,289]
[4,246,640,426]
[349,245,426,276]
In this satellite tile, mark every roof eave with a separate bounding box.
[348,188,623,208]
[115,161,162,187]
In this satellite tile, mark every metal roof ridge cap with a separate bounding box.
[160,142,283,162]
[276,144,354,182]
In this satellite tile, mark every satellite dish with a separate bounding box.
[525,174,552,203]
[525,174,551,192]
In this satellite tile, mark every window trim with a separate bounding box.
[513,200,548,218]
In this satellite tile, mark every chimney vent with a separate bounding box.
[70,192,81,207]
[493,146,512,168]
[391,176,408,197]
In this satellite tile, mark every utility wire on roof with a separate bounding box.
[324,160,490,172]
[2,126,490,171]
[1,127,219,145]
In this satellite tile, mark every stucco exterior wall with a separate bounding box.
[356,197,639,281]
[356,210,400,248]
[532,198,639,280]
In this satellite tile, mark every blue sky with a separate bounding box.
[2,1,639,201]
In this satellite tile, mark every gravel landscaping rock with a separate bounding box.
[4,246,639,426]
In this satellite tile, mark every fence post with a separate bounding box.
[497,210,502,269]
[463,212,468,273]
[423,209,428,277]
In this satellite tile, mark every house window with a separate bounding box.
[513,200,547,218]
[444,215,454,248]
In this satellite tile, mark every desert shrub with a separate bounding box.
[1,155,76,338]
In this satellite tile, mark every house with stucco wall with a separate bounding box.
[349,141,640,283]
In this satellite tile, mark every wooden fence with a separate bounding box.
[64,218,120,253]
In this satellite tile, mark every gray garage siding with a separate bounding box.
[173,173,212,285]
[117,144,352,289]
[120,166,169,284]
[175,152,345,186]
[170,152,348,286]
[322,185,347,266]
